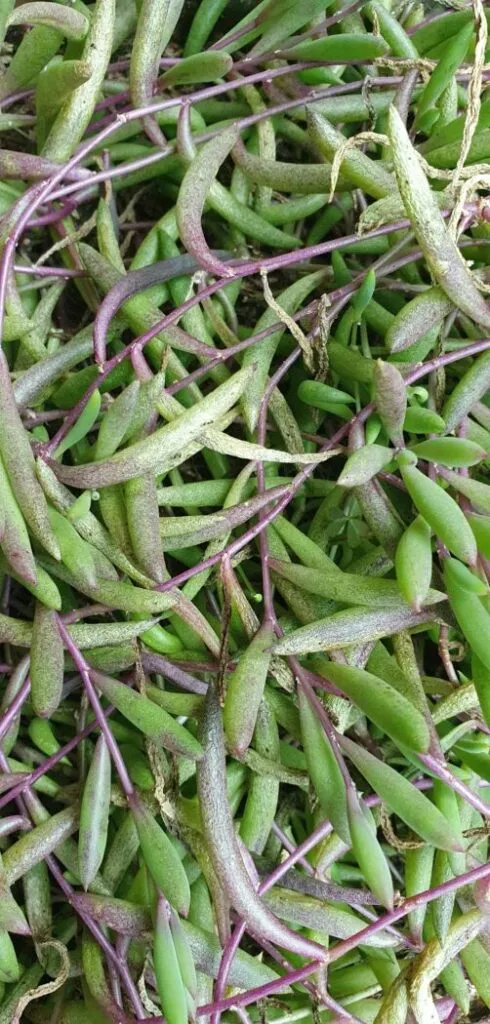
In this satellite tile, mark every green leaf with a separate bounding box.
[3,806,79,885]
[170,909,198,998]
[269,556,444,610]
[404,406,446,434]
[30,602,64,718]
[388,104,490,331]
[0,931,20,983]
[395,516,433,611]
[161,50,232,86]
[405,845,435,944]
[408,910,483,1024]
[154,897,189,1024]
[8,1,89,39]
[468,513,490,558]
[339,735,464,852]
[223,621,273,756]
[264,887,398,947]
[320,661,430,753]
[55,366,254,488]
[415,22,473,127]
[440,469,490,515]
[176,125,240,278]
[0,854,30,935]
[47,506,98,589]
[298,688,349,842]
[95,381,140,459]
[374,974,409,1024]
[285,33,389,61]
[93,672,203,760]
[130,797,190,916]
[410,437,487,467]
[442,558,487,595]
[79,736,111,890]
[347,790,394,909]
[338,445,394,487]
[272,604,441,656]
[444,558,490,673]
[298,380,355,410]
[400,463,477,565]
[374,360,407,448]
[54,389,101,458]
[250,0,339,57]
[472,654,490,728]
[351,269,377,319]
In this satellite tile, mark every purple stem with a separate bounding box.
[80,61,465,211]
[165,243,425,397]
[406,8,454,33]
[378,470,407,492]
[0,676,30,743]
[327,860,490,964]
[212,350,365,1018]
[3,46,490,1018]
[210,921,247,1024]
[186,859,490,1019]
[419,752,490,819]
[105,57,179,73]
[140,652,207,694]
[97,60,370,134]
[13,263,85,278]
[88,225,447,371]
[255,935,364,1024]
[66,62,340,149]
[94,89,130,112]
[42,225,427,457]
[0,814,30,836]
[271,822,316,871]
[443,1004,460,1024]
[61,603,111,624]
[47,77,402,203]
[138,318,490,1014]
[57,619,134,798]
[46,853,144,1020]
[23,408,65,425]
[209,15,261,50]
[27,198,81,228]
[0,87,34,107]
[0,658,208,815]
[150,335,490,592]
[300,665,345,697]
[195,961,338,1020]
[0,739,145,1018]
[235,55,396,70]
[166,659,219,672]
[0,700,118,812]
